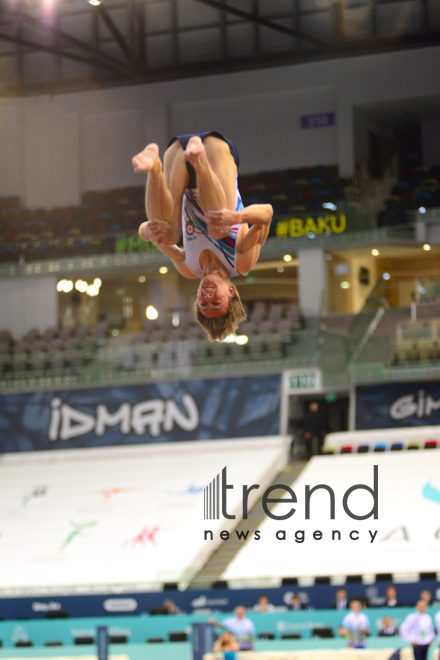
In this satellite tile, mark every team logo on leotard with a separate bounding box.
[186,219,195,236]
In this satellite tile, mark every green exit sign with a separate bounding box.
[287,369,321,392]
[290,373,316,389]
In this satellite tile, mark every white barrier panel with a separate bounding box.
[223,451,440,579]
[0,437,287,590]
[324,426,440,452]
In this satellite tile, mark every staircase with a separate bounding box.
[350,307,411,366]
[189,461,308,588]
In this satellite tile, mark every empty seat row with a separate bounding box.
[0,165,351,263]
[393,340,440,364]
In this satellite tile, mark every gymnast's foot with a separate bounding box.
[184,136,207,171]
[132,143,162,174]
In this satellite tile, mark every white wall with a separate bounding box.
[81,109,145,192]
[170,86,337,172]
[0,46,439,207]
[0,102,24,199]
[0,277,57,339]
[23,97,81,209]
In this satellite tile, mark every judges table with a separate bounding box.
[206,651,416,660]
[0,657,129,660]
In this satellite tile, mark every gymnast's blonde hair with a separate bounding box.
[193,282,246,342]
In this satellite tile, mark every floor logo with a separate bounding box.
[22,485,48,508]
[126,526,162,547]
[59,520,97,552]
[170,484,205,496]
[99,487,135,503]
[422,480,440,504]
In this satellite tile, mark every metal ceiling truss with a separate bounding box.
[0,0,438,95]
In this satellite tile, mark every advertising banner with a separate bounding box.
[356,381,440,429]
[0,374,281,451]
[0,582,438,621]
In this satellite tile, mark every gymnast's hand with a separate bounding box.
[205,209,239,239]
[139,218,173,245]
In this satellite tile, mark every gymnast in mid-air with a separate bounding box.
[132,131,273,341]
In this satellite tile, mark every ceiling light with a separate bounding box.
[146,305,159,320]
[138,275,146,283]
[371,249,379,256]
[89,0,101,5]
[418,207,427,214]
[75,279,88,293]
[277,266,284,273]
[340,281,350,289]
[87,284,99,297]
[382,272,391,280]
[236,335,248,345]
[423,244,431,251]
[283,254,293,262]
[159,266,168,274]
[322,202,337,211]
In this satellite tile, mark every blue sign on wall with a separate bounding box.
[301,113,335,129]
[0,375,281,451]
[356,381,440,429]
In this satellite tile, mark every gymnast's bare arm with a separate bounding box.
[205,203,273,231]
[205,203,273,274]
[138,218,198,279]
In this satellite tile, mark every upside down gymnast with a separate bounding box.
[132,131,273,341]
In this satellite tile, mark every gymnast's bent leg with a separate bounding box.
[133,141,188,245]
[184,135,238,240]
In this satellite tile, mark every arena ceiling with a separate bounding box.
[0,0,439,96]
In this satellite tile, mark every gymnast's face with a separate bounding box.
[197,275,235,318]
